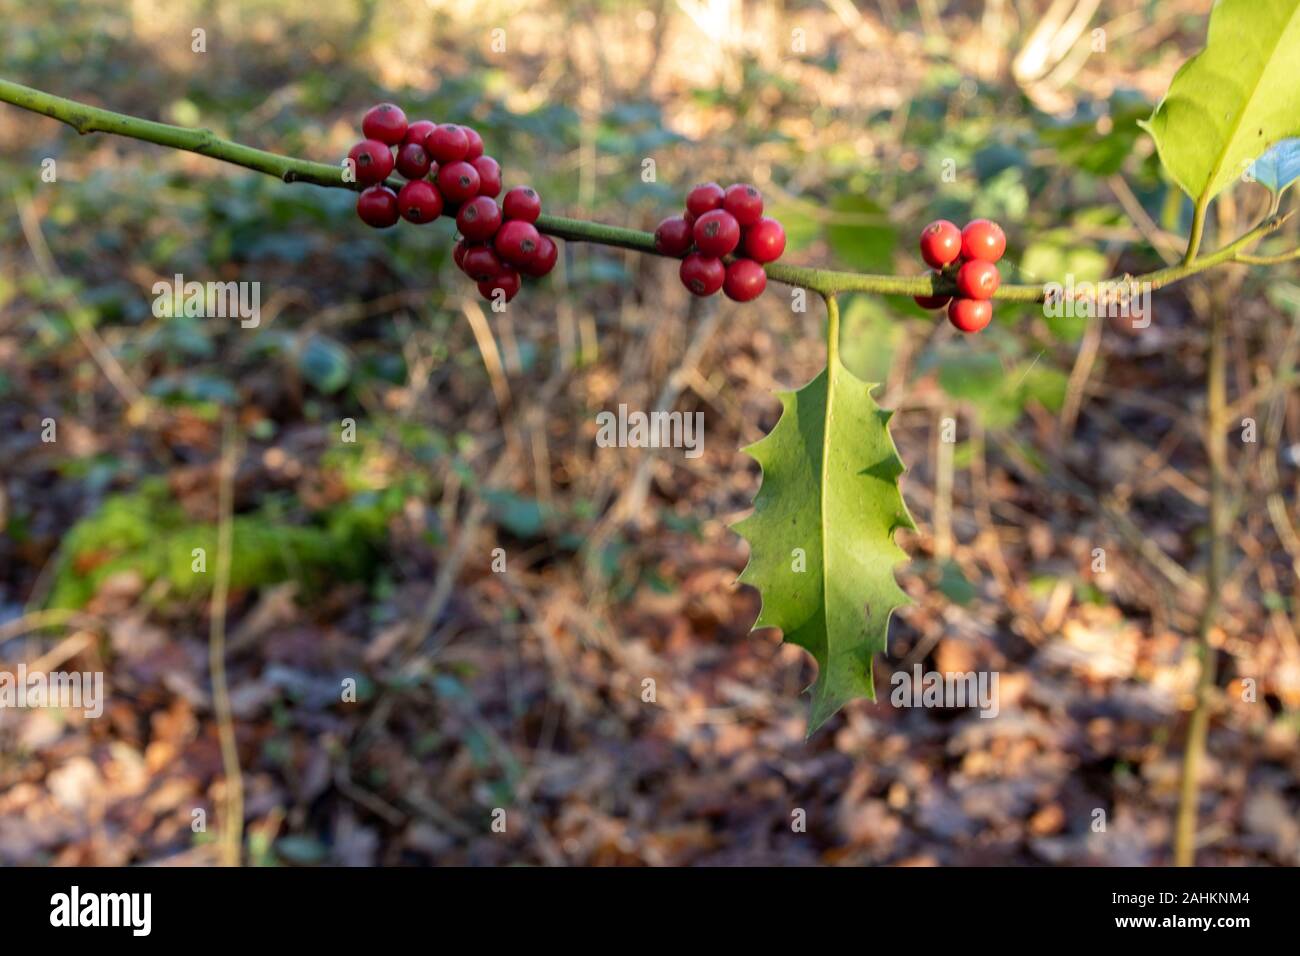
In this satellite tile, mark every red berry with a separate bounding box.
[403,120,436,147]
[426,124,469,163]
[437,160,481,203]
[502,186,542,223]
[722,183,763,227]
[472,156,502,198]
[494,219,542,266]
[723,258,767,302]
[654,216,693,257]
[478,269,521,302]
[453,239,469,270]
[461,126,485,161]
[348,139,395,186]
[520,235,558,277]
[679,253,725,296]
[743,217,786,263]
[397,180,443,223]
[457,195,502,242]
[356,185,399,228]
[462,245,504,280]
[395,142,432,180]
[693,209,740,257]
[912,271,950,309]
[961,219,1006,262]
[956,259,1000,299]
[686,182,725,218]
[362,103,407,145]
[913,293,951,309]
[919,219,962,269]
[948,298,993,333]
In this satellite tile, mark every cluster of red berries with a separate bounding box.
[347,103,557,302]
[653,183,786,301]
[913,218,1006,333]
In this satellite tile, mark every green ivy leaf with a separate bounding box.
[734,358,913,733]
[826,195,897,273]
[764,201,821,253]
[1041,91,1151,177]
[1140,0,1300,205]
[299,334,352,395]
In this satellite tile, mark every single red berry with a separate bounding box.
[356,185,399,228]
[723,258,767,302]
[912,271,951,309]
[502,186,542,223]
[453,239,469,271]
[722,183,763,227]
[362,103,408,145]
[403,120,437,147]
[472,156,502,198]
[397,180,444,223]
[956,259,1000,299]
[426,124,469,163]
[437,160,481,203]
[679,253,725,296]
[743,217,786,263]
[462,245,505,280]
[686,182,726,218]
[494,219,542,266]
[654,216,693,257]
[348,139,395,186]
[693,209,740,257]
[457,195,503,242]
[948,298,993,333]
[478,268,521,302]
[520,235,558,277]
[961,219,1007,262]
[919,219,962,269]
[395,142,432,180]
[913,293,951,309]
[461,126,485,161]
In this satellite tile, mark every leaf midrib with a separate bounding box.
[818,356,837,692]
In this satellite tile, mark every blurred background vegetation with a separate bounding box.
[1,0,1297,865]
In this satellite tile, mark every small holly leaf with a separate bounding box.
[734,358,913,733]
[1252,138,1300,194]
[1139,0,1300,206]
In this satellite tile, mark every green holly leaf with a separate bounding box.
[734,358,913,733]
[1139,0,1300,206]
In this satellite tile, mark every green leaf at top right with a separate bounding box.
[1139,0,1300,206]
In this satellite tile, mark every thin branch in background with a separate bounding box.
[209,412,244,868]
[13,187,151,419]
[1058,311,1103,441]
[932,404,954,561]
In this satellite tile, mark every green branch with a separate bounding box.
[0,76,1292,301]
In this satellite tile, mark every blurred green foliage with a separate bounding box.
[47,478,391,608]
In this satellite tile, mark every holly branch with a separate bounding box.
[2,77,1294,304]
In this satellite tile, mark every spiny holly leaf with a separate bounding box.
[1139,0,1300,205]
[734,358,913,734]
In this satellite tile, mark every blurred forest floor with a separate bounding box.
[1,0,1298,865]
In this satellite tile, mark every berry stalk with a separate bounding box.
[0,77,1294,302]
